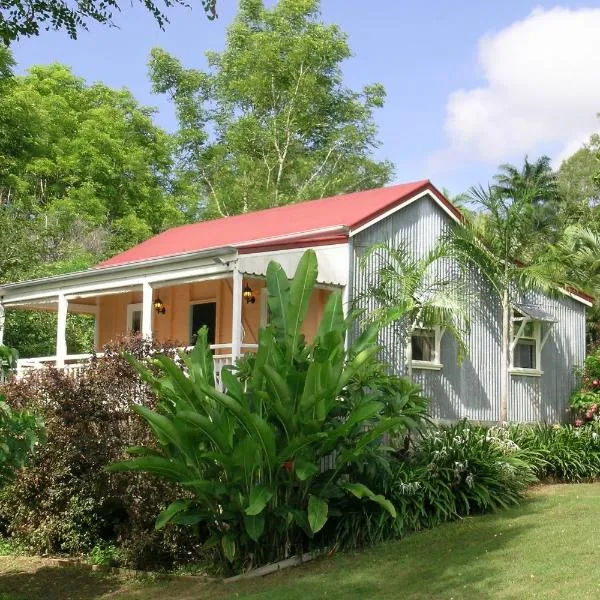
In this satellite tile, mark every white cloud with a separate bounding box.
[431,7,600,171]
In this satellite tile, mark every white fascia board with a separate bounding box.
[0,250,237,307]
[349,190,461,237]
[559,288,593,308]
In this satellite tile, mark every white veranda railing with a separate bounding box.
[13,343,259,390]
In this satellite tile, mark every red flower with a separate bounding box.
[282,460,294,473]
[575,418,584,427]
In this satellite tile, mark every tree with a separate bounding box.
[358,241,471,379]
[493,156,560,237]
[0,0,218,44]
[556,134,600,226]
[148,0,393,219]
[0,49,184,357]
[448,183,577,423]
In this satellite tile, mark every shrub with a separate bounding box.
[0,394,44,485]
[507,422,600,482]
[0,335,204,570]
[110,250,429,573]
[333,421,536,550]
[569,343,600,424]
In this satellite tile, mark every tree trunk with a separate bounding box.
[406,325,413,380]
[500,291,510,422]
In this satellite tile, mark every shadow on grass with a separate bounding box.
[225,496,547,600]
[0,495,551,600]
[0,563,122,600]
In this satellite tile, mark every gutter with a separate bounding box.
[0,246,239,293]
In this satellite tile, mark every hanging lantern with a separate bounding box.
[242,284,256,304]
[153,296,166,314]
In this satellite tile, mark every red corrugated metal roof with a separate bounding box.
[97,180,450,269]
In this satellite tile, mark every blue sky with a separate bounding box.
[11,0,600,196]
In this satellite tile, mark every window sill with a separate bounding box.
[411,361,443,371]
[509,368,544,377]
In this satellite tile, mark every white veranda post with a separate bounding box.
[56,294,68,368]
[142,280,153,338]
[232,264,242,360]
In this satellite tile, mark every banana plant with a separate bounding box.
[109,250,427,570]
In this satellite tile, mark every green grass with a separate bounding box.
[1,484,599,599]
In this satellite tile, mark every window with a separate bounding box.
[410,327,443,369]
[127,303,142,333]
[511,309,544,373]
[190,301,217,345]
[512,320,538,370]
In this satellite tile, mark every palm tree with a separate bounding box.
[447,182,577,422]
[554,225,600,346]
[359,240,471,379]
[493,155,559,236]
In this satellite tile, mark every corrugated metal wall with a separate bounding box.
[351,194,586,423]
[509,290,585,423]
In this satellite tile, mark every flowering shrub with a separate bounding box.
[569,343,600,425]
[507,421,600,482]
[332,421,536,550]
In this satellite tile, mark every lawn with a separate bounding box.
[1,484,599,600]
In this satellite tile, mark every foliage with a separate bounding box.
[0,46,184,358]
[0,336,204,571]
[0,345,17,380]
[357,240,471,377]
[0,395,43,486]
[110,250,426,572]
[148,0,393,219]
[3,311,94,360]
[333,421,536,550]
[493,156,559,237]
[507,422,600,482]
[87,542,120,567]
[569,342,600,423]
[556,133,600,227]
[0,0,217,44]
[446,167,581,421]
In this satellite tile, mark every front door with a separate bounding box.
[190,302,217,346]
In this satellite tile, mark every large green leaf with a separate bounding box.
[266,260,291,342]
[107,455,192,483]
[177,410,231,455]
[342,482,396,518]
[221,533,237,563]
[336,345,381,393]
[294,458,319,481]
[155,500,188,529]
[315,291,345,343]
[308,494,328,533]
[245,485,274,516]
[286,249,318,360]
[183,326,215,388]
[244,513,265,542]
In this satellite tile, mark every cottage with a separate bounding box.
[0,180,591,422]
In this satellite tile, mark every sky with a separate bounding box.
[10,0,600,196]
